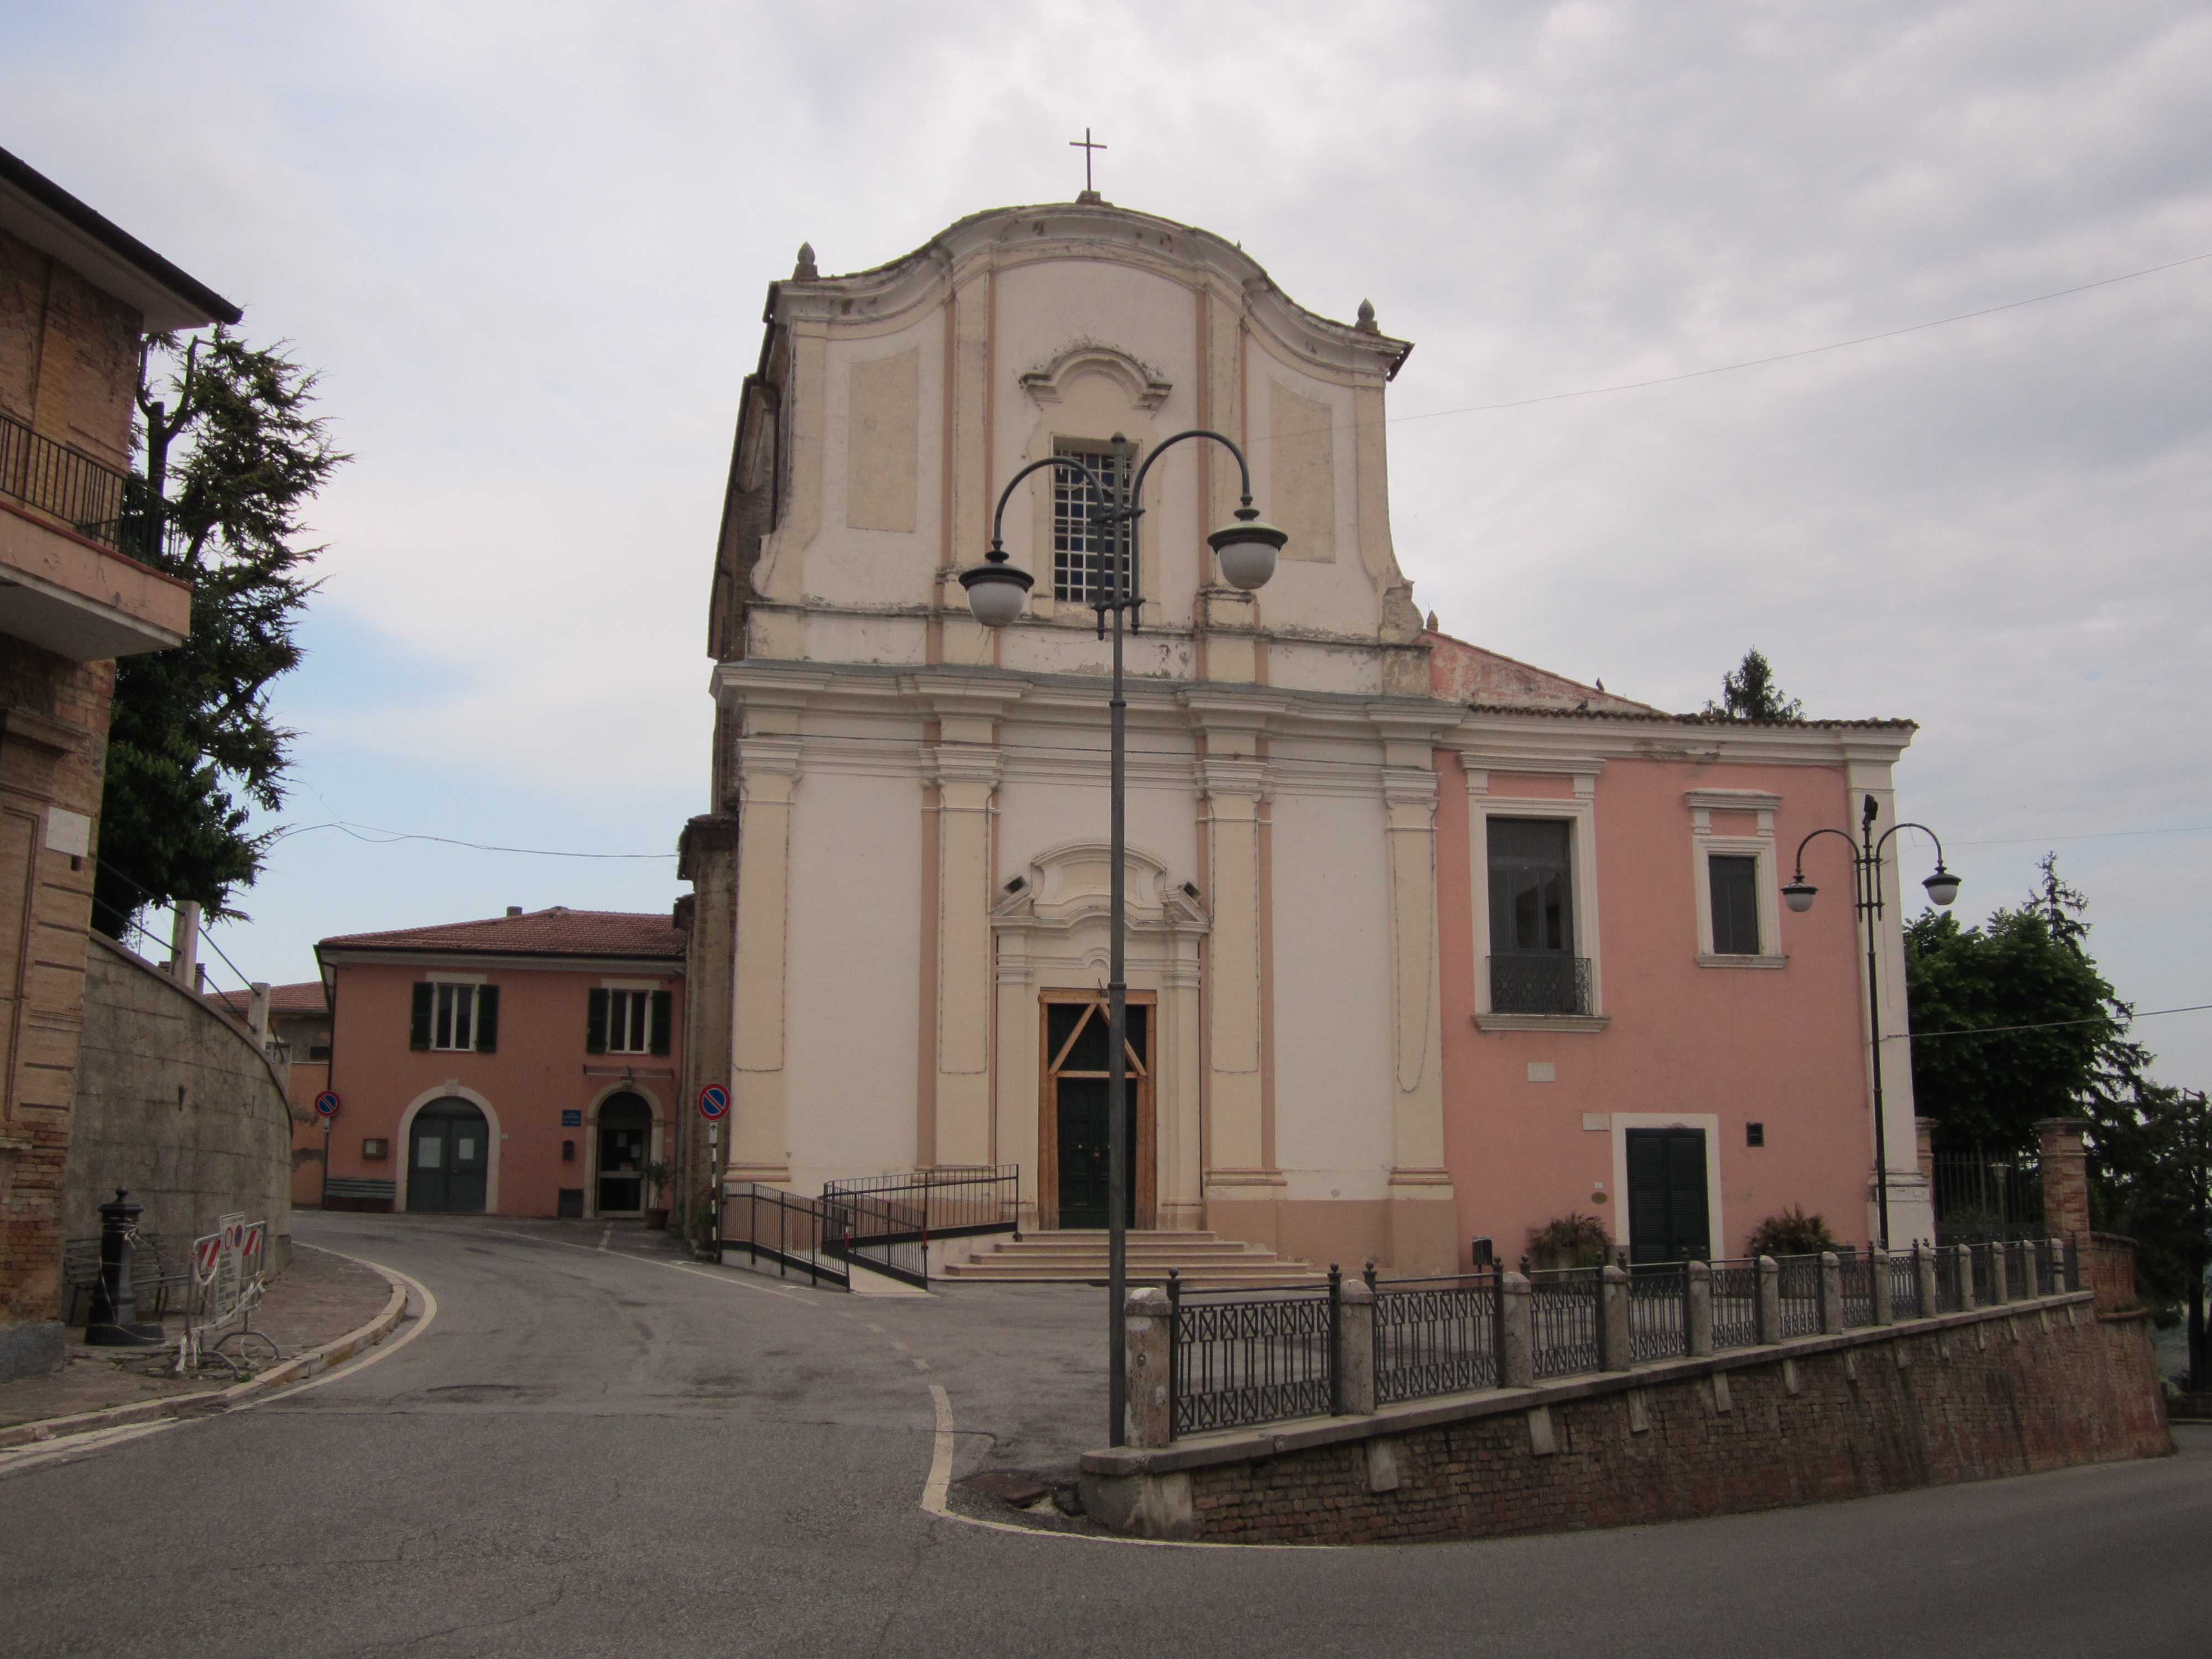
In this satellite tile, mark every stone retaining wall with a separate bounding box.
[1079,1292,2170,1543]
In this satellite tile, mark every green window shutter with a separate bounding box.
[586,988,609,1054]
[409,983,433,1051]
[650,990,672,1056]
[474,984,500,1053]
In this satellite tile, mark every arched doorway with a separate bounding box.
[595,1093,652,1215]
[408,1098,489,1214]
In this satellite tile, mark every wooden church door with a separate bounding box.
[1039,992,1155,1230]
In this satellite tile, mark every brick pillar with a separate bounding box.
[1124,1287,1173,1448]
[1338,1277,1376,1415]
[1500,1271,1533,1387]
[2036,1118,2092,1253]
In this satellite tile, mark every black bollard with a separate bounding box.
[85,1188,164,1347]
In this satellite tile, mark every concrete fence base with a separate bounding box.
[1079,1290,2171,1544]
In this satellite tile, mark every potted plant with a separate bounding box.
[643,1160,673,1230]
[1527,1212,1613,1272]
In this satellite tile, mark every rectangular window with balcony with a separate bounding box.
[1051,442,1129,605]
[1487,817,1589,1014]
[1708,854,1761,956]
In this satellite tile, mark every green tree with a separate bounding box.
[93,326,346,933]
[2093,1087,2211,1390]
[1902,857,2138,1152]
[1703,648,1803,721]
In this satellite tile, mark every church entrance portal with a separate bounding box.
[407,1098,488,1214]
[595,1093,652,1215]
[1041,991,1154,1229]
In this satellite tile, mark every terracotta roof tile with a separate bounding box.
[318,907,685,962]
[207,980,328,1016]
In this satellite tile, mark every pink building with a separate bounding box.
[1427,630,1923,1265]
[315,909,684,1219]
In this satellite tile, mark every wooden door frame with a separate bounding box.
[1037,988,1157,1230]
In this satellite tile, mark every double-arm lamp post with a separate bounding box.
[1783,794,1960,1250]
[960,430,1286,1446]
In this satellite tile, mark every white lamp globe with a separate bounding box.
[959,559,1033,628]
[1207,514,1288,592]
[1923,869,1961,908]
[1782,880,1817,914]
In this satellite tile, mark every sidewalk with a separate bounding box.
[0,1241,395,1432]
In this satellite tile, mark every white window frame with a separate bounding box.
[1686,790,1787,969]
[606,988,653,1055]
[1464,758,1606,1031]
[427,982,479,1052]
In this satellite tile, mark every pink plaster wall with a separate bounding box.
[1436,750,1872,1269]
[323,961,683,1218]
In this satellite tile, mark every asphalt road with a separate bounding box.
[1,1212,2205,1659]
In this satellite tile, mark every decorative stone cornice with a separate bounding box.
[1198,759,1271,801]
[1019,340,1172,409]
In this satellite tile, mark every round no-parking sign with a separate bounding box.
[314,1091,341,1118]
[698,1084,729,1120]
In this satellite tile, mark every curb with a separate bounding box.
[0,1263,410,1451]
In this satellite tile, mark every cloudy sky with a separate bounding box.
[7,2,2210,1086]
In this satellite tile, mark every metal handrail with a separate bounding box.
[0,411,174,559]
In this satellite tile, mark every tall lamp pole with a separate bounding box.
[1783,794,1961,1249]
[962,430,1285,1446]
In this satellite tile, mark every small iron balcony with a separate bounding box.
[0,412,171,560]
[1488,956,1593,1016]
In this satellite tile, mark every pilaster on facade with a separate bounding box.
[923,731,1005,1168]
[729,737,801,1185]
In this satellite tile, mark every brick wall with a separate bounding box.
[1084,1298,2169,1544]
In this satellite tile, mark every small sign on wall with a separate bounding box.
[561,1109,582,1126]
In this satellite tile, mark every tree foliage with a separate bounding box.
[1903,857,2143,1152]
[1704,648,1803,721]
[94,326,345,932]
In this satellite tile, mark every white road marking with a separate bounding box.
[597,1226,613,1251]
[924,1384,955,1512]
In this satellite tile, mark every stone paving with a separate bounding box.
[0,1240,393,1428]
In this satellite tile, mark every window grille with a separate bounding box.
[1051,442,1129,605]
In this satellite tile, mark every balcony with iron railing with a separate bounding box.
[1487,955,1593,1016]
[0,410,190,659]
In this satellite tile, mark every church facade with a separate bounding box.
[675,200,1934,1277]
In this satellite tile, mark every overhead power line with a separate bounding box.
[272,820,677,860]
[1893,1003,2212,1041]
[1383,247,2212,429]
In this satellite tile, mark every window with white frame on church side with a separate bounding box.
[1051,442,1129,605]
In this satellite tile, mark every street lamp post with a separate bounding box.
[1782,794,1961,1249]
[962,429,1285,1445]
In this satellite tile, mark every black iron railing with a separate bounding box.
[818,1164,1019,1240]
[0,412,174,560]
[1710,1259,1762,1349]
[1369,1269,1502,1404]
[1487,956,1593,1016]
[1168,1267,1339,1437]
[1888,1249,1923,1319]
[1837,1249,1874,1327]
[1627,1262,1689,1363]
[1527,1265,1602,1378]
[721,1183,849,1288]
[1934,1149,2044,1243]
[1775,1254,1823,1336]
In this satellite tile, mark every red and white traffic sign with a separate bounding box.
[698,1084,729,1120]
[314,1091,341,1118]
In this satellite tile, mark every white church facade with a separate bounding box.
[674,199,1936,1279]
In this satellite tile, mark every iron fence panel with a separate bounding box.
[1372,1275,1500,1404]
[1776,1254,1822,1337]
[1889,1251,1923,1320]
[1709,1259,1761,1349]
[1627,1263,1689,1363]
[1528,1266,1601,1379]
[1837,1250,1874,1328]
[1487,956,1593,1016]
[1171,1282,1337,1437]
